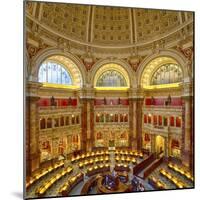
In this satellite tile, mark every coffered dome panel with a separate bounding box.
[25,2,193,57]
[135,9,180,42]
[40,3,89,42]
[92,6,132,45]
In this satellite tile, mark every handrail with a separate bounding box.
[144,105,182,109]
[133,154,156,175]
[143,157,164,179]
[39,105,80,110]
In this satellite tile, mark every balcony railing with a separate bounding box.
[40,124,81,132]
[95,104,129,108]
[144,105,182,109]
[143,106,183,115]
[39,105,79,110]
[143,124,182,135]
[95,122,129,126]
[39,106,81,114]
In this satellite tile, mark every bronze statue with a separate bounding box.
[118,97,121,105]
[104,97,107,105]
[50,96,56,106]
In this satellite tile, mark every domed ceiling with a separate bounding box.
[25,2,193,59]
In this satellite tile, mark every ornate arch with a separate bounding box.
[137,49,190,88]
[29,47,87,87]
[90,58,136,89]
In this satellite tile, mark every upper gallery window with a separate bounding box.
[38,61,72,85]
[96,70,127,87]
[151,63,182,85]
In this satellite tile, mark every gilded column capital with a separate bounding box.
[26,81,43,98]
[78,86,95,99]
[181,81,193,98]
[128,87,144,100]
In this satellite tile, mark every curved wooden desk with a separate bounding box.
[59,173,84,196]
[81,176,97,195]
[97,176,129,194]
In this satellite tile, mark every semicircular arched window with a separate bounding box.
[151,63,183,85]
[96,70,127,87]
[38,61,72,85]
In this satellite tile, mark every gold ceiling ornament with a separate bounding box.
[81,46,95,71]
[128,47,141,71]
[31,23,41,39]
[183,47,193,60]
[57,38,71,53]
[63,40,71,53]
[128,55,140,65]
[57,37,63,49]
[38,38,46,49]
[26,1,34,15]
[151,40,165,54]
[27,44,38,59]
[27,42,49,60]
[176,40,183,50]
[176,40,193,61]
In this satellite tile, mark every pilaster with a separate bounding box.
[181,82,193,171]
[79,87,95,152]
[129,88,144,150]
[26,81,42,176]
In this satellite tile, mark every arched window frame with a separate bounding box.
[151,63,183,85]
[96,70,127,87]
[38,60,73,85]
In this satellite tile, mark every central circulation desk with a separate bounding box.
[97,176,129,194]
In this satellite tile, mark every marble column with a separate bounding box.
[86,100,91,151]
[86,99,94,151]
[136,98,144,150]
[26,96,40,176]
[128,99,134,148]
[80,97,95,152]
[80,98,87,151]
[133,100,137,149]
[182,96,193,171]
